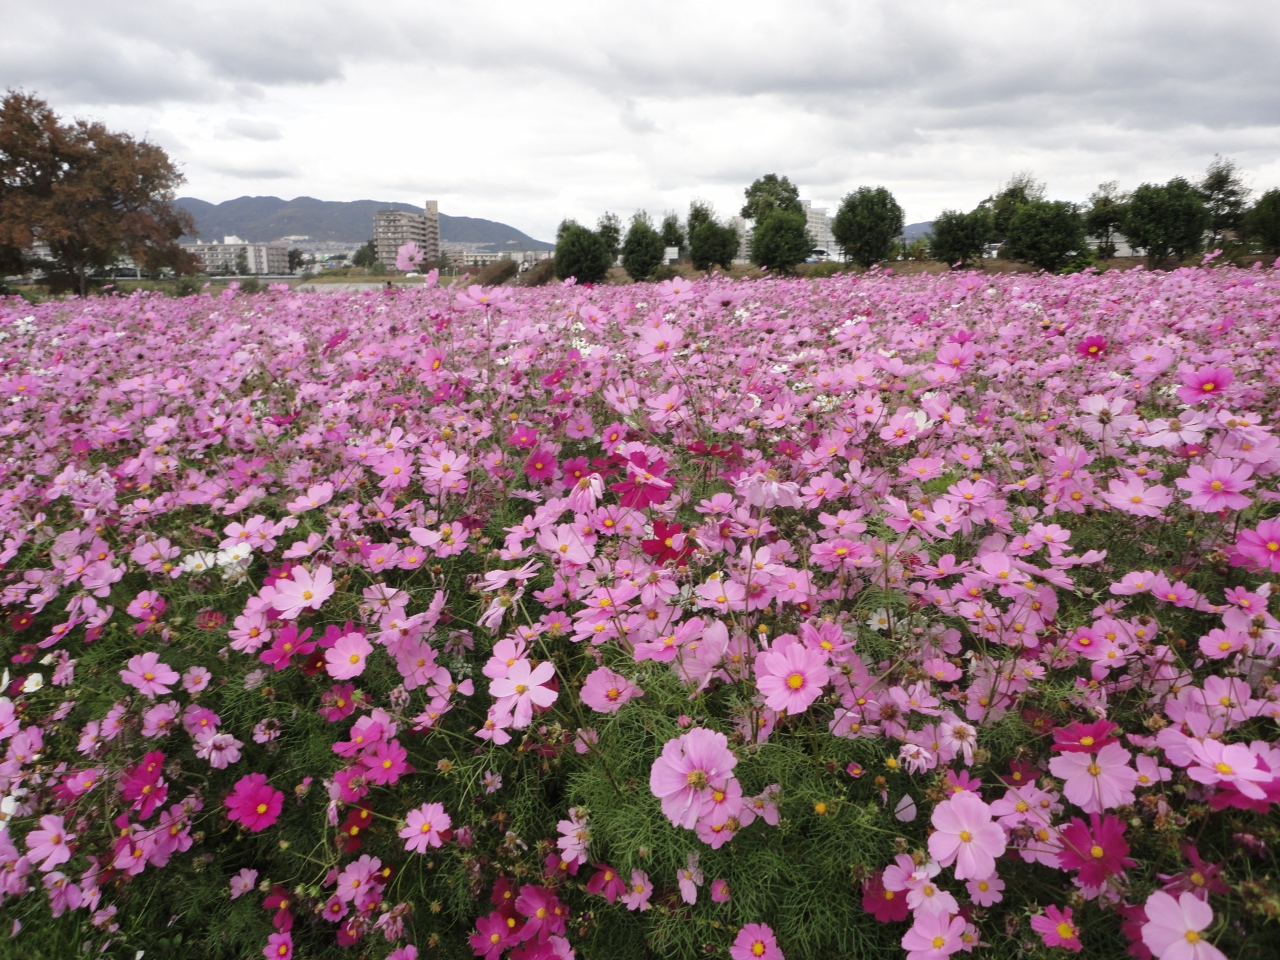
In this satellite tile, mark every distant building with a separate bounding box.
[180,237,289,275]
[801,200,840,260]
[374,200,441,267]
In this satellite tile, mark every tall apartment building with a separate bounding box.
[801,200,839,259]
[180,237,289,275]
[374,200,441,267]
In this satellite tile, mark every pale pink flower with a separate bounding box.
[272,565,335,619]
[25,815,74,871]
[120,652,179,698]
[489,660,558,728]
[1141,890,1227,960]
[927,790,1006,880]
[400,802,451,853]
[1049,742,1138,813]
[1174,460,1254,513]
[901,911,965,960]
[755,641,829,715]
[649,728,738,829]
[325,632,373,680]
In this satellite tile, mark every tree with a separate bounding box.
[1004,200,1087,272]
[981,172,1045,241]
[0,90,195,295]
[688,200,715,237]
[1123,178,1210,267]
[929,208,992,267]
[620,211,665,281]
[690,219,739,272]
[352,240,378,269]
[1198,155,1249,245]
[750,210,810,273]
[234,247,249,275]
[596,212,622,262]
[831,186,905,267]
[1085,181,1129,259]
[554,223,611,284]
[660,212,684,251]
[287,248,305,272]
[1244,189,1280,254]
[741,174,803,223]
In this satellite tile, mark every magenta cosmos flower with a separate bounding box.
[226,773,284,831]
[755,641,829,715]
[1141,890,1226,960]
[1056,813,1135,887]
[400,802,451,853]
[272,564,335,619]
[1030,904,1082,952]
[119,651,179,698]
[1174,459,1254,513]
[1175,365,1233,405]
[927,789,1006,880]
[649,728,738,829]
[731,923,783,960]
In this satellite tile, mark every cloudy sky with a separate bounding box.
[4,0,1279,240]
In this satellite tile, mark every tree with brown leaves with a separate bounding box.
[0,91,196,295]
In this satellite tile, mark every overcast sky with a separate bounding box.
[4,0,1279,241]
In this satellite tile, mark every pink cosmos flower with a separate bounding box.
[489,660,558,728]
[400,802,451,853]
[927,790,1006,880]
[25,815,74,871]
[264,931,293,960]
[272,565,335,619]
[1049,742,1138,813]
[579,667,642,713]
[325,631,374,680]
[225,773,284,832]
[901,911,965,960]
[620,869,653,911]
[1141,890,1226,960]
[731,923,784,960]
[1174,459,1254,513]
[677,852,703,904]
[711,878,731,902]
[1030,904,1082,952]
[1235,519,1280,573]
[649,728,738,829]
[120,652,179,698]
[1101,479,1172,518]
[755,641,829,715]
[1175,365,1233,405]
[1185,739,1272,799]
[230,868,258,899]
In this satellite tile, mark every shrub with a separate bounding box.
[929,208,991,267]
[749,210,810,272]
[1123,178,1211,266]
[474,259,519,286]
[1004,200,1088,272]
[620,215,665,282]
[831,186,905,267]
[518,258,557,286]
[554,224,611,284]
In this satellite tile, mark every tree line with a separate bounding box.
[557,159,1280,282]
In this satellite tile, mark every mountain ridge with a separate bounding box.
[175,196,554,251]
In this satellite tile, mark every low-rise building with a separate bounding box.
[180,237,289,275]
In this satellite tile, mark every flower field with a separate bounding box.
[1,264,1279,960]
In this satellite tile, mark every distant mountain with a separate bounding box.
[902,221,933,240]
[174,196,553,251]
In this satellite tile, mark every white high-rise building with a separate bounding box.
[801,200,839,260]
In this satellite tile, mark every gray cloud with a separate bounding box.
[221,118,284,141]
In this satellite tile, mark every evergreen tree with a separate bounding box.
[620,212,665,281]
[831,186,905,267]
[554,223,612,284]
[1123,178,1210,266]
[1198,155,1249,246]
[981,172,1045,241]
[1004,200,1087,272]
[689,219,739,272]
[596,212,622,262]
[688,200,715,237]
[1085,181,1129,259]
[750,210,810,273]
[352,240,378,269]
[1244,189,1280,254]
[929,208,992,267]
[741,174,803,223]
[660,212,685,250]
